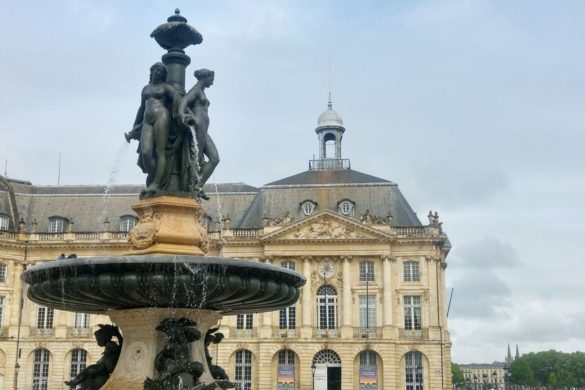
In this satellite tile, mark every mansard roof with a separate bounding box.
[237,170,421,229]
[265,169,391,186]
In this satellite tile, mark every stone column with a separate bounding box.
[301,257,313,338]
[341,257,353,338]
[382,256,394,338]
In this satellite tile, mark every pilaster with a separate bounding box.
[301,257,313,338]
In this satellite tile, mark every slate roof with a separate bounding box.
[1,176,259,233]
[265,169,391,186]
[238,169,421,229]
[1,168,423,233]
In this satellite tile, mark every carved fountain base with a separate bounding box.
[101,308,222,390]
[127,196,209,256]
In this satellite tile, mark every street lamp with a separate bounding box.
[311,363,316,390]
[503,364,511,390]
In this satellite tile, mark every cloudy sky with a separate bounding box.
[1,0,583,364]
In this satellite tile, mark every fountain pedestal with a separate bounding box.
[128,196,209,256]
[102,309,222,390]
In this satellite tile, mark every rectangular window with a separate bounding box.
[281,261,295,271]
[49,218,66,233]
[236,314,253,329]
[0,216,8,231]
[359,261,375,282]
[404,296,422,330]
[359,295,377,330]
[37,307,54,329]
[74,313,90,328]
[404,261,420,282]
[0,264,6,283]
[279,306,296,329]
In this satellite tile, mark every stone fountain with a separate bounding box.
[22,10,305,390]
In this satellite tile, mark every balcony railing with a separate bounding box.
[314,328,339,338]
[230,327,257,338]
[399,328,429,340]
[273,327,298,338]
[68,327,91,337]
[0,231,15,240]
[38,233,64,241]
[394,227,428,236]
[232,229,260,238]
[32,327,54,336]
[309,158,351,171]
[353,327,382,339]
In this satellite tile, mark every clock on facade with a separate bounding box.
[319,261,335,278]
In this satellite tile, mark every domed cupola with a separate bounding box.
[315,93,346,160]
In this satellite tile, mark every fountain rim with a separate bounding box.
[22,255,306,287]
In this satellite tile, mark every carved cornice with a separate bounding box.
[261,211,394,243]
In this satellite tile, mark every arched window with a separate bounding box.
[277,350,295,389]
[405,351,423,390]
[359,350,377,368]
[278,349,295,366]
[69,349,87,389]
[324,132,336,158]
[48,217,67,233]
[317,285,338,330]
[119,215,138,232]
[0,215,8,231]
[0,263,6,283]
[32,349,50,390]
[313,349,341,366]
[234,349,252,390]
[359,350,378,388]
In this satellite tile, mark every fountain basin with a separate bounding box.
[23,255,305,313]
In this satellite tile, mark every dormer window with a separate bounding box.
[0,215,8,231]
[338,200,354,216]
[48,217,67,233]
[301,200,316,216]
[119,215,138,232]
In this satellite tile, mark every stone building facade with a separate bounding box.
[0,102,452,389]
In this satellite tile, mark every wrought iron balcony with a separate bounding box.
[309,158,351,171]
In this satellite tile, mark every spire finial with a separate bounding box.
[328,50,333,110]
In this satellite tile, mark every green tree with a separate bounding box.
[510,358,534,385]
[452,363,464,385]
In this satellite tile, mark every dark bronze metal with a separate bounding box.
[64,325,123,389]
[144,318,204,389]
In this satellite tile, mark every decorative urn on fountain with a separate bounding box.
[22,10,305,390]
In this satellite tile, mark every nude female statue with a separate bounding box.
[126,62,179,193]
[178,69,219,199]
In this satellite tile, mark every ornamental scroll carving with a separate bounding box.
[292,218,359,239]
[262,211,294,227]
[128,209,161,249]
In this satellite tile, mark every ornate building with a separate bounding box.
[0,100,452,389]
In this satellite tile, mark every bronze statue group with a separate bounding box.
[126,63,219,200]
